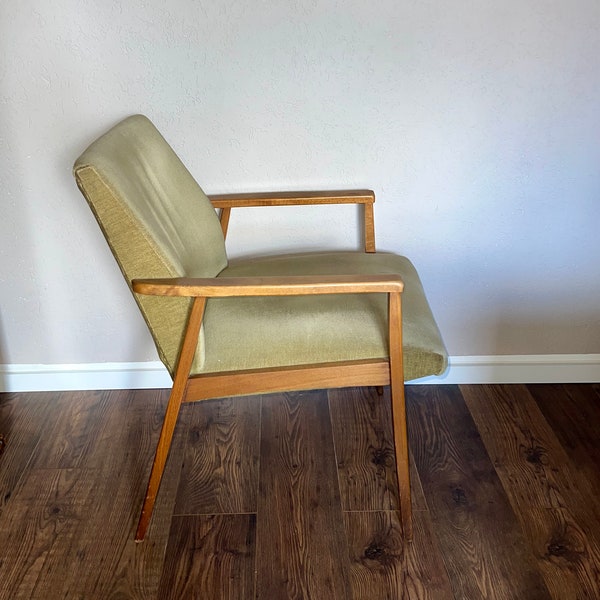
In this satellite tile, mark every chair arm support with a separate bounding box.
[208,190,376,253]
[132,274,403,298]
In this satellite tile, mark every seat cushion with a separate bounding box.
[194,252,447,381]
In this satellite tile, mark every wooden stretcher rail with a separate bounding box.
[184,359,392,402]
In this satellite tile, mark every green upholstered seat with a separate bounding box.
[74,114,447,383]
[203,252,446,381]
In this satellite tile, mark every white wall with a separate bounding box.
[1,0,599,370]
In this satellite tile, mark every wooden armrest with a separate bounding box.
[132,274,402,297]
[208,190,376,253]
[208,190,374,208]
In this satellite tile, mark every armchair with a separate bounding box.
[73,115,447,542]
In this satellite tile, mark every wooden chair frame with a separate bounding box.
[133,190,412,542]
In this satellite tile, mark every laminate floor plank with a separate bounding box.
[17,389,180,599]
[402,508,454,600]
[331,386,452,599]
[407,385,551,600]
[528,383,600,496]
[520,505,600,600]
[0,467,96,600]
[25,468,108,600]
[0,469,93,600]
[462,384,600,600]
[0,392,68,516]
[2,384,599,599]
[329,386,401,511]
[344,508,454,600]
[29,390,113,470]
[173,395,261,516]
[157,513,256,600]
[329,387,429,514]
[344,510,405,599]
[104,390,189,600]
[255,391,352,600]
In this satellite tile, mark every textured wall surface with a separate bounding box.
[1,0,599,366]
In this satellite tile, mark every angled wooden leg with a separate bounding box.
[135,297,207,542]
[388,291,412,541]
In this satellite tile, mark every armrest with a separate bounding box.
[208,190,375,208]
[208,190,376,253]
[132,274,402,297]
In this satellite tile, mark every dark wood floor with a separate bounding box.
[0,384,598,599]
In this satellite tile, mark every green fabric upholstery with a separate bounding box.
[73,114,447,383]
[201,252,446,381]
[74,115,227,374]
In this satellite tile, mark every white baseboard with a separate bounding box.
[415,354,600,385]
[0,362,172,393]
[1,355,599,393]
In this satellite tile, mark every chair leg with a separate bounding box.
[135,383,185,541]
[135,297,207,541]
[390,379,412,541]
[388,291,413,541]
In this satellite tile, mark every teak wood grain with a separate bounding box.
[1,384,599,599]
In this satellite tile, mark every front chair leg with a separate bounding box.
[135,383,186,541]
[388,291,413,541]
[135,297,206,541]
[390,379,412,541]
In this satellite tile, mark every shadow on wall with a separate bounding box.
[424,309,600,383]
[491,312,600,356]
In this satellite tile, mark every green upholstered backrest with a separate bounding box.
[73,115,227,376]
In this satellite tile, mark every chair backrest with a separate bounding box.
[74,115,227,375]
